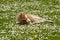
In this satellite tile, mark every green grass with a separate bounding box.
[0,0,60,40]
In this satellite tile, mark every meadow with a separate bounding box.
[0,0,60,40]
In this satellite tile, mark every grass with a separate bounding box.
[0,0,60,40]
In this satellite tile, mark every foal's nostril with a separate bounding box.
[22,20,27,23]
[22,20,26,21]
